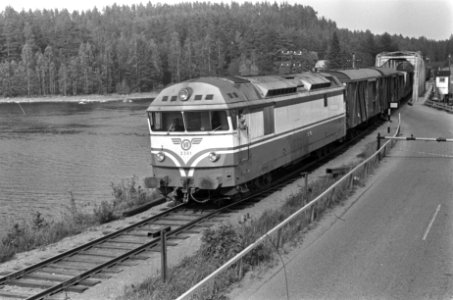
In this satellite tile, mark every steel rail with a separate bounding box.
[20,180,295,299]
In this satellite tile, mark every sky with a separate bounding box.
[1,0,452,41]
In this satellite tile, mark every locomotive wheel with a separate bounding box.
[190,189,212,204]
[253,174,272,190]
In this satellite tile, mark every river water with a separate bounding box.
[0,100,152,235]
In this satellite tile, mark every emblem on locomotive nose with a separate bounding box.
[172,138,202,150]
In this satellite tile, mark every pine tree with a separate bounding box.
[168,31,182,83]
[326,31,343,70]
[21,43,35,96]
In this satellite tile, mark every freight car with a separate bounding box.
[324,67,410,133]
[144,68,410,203]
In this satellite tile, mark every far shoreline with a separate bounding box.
[0,91,159,104]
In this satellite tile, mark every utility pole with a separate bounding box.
[449,54,452,102]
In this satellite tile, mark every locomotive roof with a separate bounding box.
[147,72,341,111]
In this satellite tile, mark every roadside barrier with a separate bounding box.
[175,113,401,300]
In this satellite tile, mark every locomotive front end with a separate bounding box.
[145,78,242,202]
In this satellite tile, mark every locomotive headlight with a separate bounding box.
[209,152,220,162]
[156,152,166,162]
[178,87,192,101]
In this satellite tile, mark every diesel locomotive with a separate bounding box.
[144,68,412,202]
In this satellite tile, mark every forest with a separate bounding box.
[0,2,452,98]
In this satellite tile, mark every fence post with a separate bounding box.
[237,258,243,278]
[149,226,171,282]
[276,228,282,249]
[302,172,308,204]
[160,228,169,282]
[310,205,316,222]
[377,133,381,160]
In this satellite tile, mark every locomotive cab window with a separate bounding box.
[185,111,229,132]
[149,111,185,132]
[149,111,231,133]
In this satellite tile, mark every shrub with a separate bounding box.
[200,224,242,263]
[111,176,155,211]
[93,201,117,224]
[0,197,99,263]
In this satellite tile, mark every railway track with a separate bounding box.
[0,117,388,299]
[0,202,233,299]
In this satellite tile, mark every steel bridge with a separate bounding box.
[376,51,426,102]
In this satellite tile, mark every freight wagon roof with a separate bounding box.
[326,69,382,82]
[374,67,399,77]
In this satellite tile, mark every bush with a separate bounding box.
[111,176,155,211]
[200,224,242,263]
[0,176,157,264]
[0,197,99,263]
[93,201,117,224]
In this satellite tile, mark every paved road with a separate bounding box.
[232,103,453,300]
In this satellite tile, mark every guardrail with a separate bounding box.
[424,99,453,113]
[176,114,402,300]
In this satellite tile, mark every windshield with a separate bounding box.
[149,111,229,132]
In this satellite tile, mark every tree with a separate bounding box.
[0,61,12,96]
[78,42,95,94]
[68,56,81,95]
[168,31,182,83]
[378,32,399,53]
[21,43,35,96]
[147,39,162,89]
[1,7,23,62]
[44,45,57,94]
[58,62,69,95]
[0,3,449,98]
[35,51,46,95]
[326,31,343,69]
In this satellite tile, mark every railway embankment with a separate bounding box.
[0,177,158,263]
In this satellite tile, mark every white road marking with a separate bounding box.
[422,204,441,241]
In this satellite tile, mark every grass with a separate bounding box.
[0,176,158,263]
[0,201,95,263]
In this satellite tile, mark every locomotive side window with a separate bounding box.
[263,106,275,135]
[248,109,264,139]
[211,111,229,131]
[230,110,238,130]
